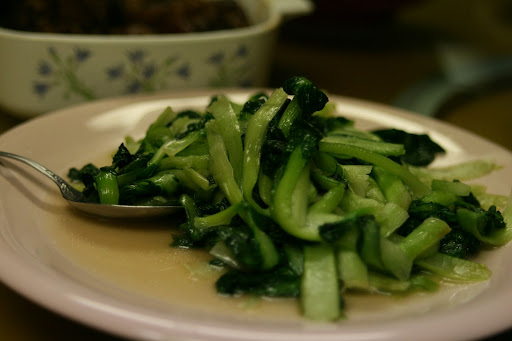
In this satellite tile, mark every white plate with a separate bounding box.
[1,90,512,341]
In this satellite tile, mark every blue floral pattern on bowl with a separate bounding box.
[207,45,252,87]
[106,49,189,94]
[33,44,252,101]
[34,47,97,100]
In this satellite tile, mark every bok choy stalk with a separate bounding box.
[68,76,512,322]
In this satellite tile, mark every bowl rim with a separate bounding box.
[0,0,280,43]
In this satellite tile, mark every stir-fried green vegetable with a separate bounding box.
[69,76,512,321]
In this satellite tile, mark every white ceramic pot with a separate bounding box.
[0,0,311,118]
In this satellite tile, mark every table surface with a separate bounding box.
[1,0,512,340]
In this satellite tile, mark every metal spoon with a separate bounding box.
[0,151,182,218]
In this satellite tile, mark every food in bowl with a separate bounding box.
[1,0,250,34]
[63,76,512,321]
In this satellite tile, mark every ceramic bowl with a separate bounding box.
[0,0,309,118]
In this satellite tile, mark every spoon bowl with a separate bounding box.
[0,151,182,218]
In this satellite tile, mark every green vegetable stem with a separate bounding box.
[68,76,512,321]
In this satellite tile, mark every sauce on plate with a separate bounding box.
[40,202,491,323]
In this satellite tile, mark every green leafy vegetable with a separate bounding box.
[69,76,512,321]
[372,128,445,166]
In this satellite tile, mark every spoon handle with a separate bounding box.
[0,151,85,202]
